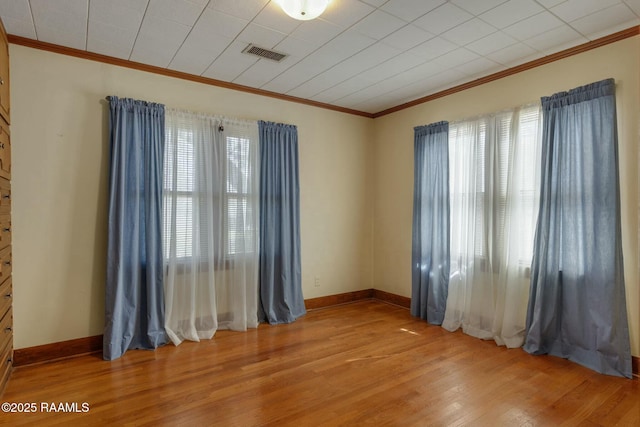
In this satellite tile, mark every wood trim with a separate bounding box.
[12,291,378,366]
[6,35,374,119]
[13,335,102,367]
[12,292,640,378]
[372,289,411,309]
[8,26,639,120]
[305,289,374,310]
[373,25,640,118]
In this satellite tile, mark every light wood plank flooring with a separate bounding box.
[1,300,638,426]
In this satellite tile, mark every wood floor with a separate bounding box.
[1,301,638,426]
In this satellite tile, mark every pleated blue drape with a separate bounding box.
[104,97,167,360]
[524,79,632,378]
[411,121,450,325]
[258,121,306,324]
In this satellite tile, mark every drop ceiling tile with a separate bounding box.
[413,2,473,35]
[0,15,36,38]
[168,9,243,75]
[408,36,458,60]
[207,0,269,20]
[456,56,503,77]
[550,0,621,22]
[130,15,191,66]
[359,77,410,98]
[395,60,447,82]
[233,56,298,88]
[535,0,566,7]
[88,19,138,59]
[381,24,435,50]
[1,0,634,116]
[441,18,497,46]
[287,73,343,98]
[486,41,538,65]
[624,0,640,15]
[503,11,564,41]
[291,18,342,46]
[334,91,379,110]
[88,0,148,58]
[0,0,36,38]
[146,0,206,27]
[450,0,509,16]
[236,23,288,49]
[328,42,402,76]
[522,25,587,53]
[261,54,334,93]
[202,40,259,81]
[570,4,639,38]
[479,0,544,29]
[291,43,401,96]
[361,0,388,7]
[168,34,232,75]
[87,40,131,60]
[381,0,446,22]
[466,31,517,55]
[34,26,85,50]
[90,0,146,29]
[349,100,386,114]
[351,10,407,40]
[274,36,319,58]
[30,0,88,49]
[358,51,426,81]
[0,0,32,20]
[313,31,376,64]
[432,48,480,69]
[313,75,378,103]
[317,0,375,28]
[253,1,301,34]
[421,68,468,89]
[506,51,543,67]
[197,8,248,39]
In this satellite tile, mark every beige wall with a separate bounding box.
[372,36,640,356]
[10,35,640,359]
[10,44,374,348]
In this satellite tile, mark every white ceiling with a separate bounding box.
[0,0,638,114]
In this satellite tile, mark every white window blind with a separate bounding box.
[162,116,259,261]
[449,104,541,267]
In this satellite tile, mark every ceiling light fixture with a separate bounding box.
[275,0,331,21]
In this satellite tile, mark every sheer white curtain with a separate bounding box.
[163,109,260,345]
[442,104,542,347]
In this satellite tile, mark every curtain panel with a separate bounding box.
[258,121,306,324]
[104,96,167,360]
[524,78,632,378]
[163,110,260,345]
[442,105,540,347]
[442,104,542,348]
[411,121,450,325]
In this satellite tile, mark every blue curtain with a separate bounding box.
[104,97,167,360]
[258,121,306,324]
[524,79,632,378]
[411,121,450,325]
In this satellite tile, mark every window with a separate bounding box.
[162,119,258,261]
[448,105,541,274]
[225,136,256,256]
[163,126,196,259]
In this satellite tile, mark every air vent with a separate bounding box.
[242,44,288,62]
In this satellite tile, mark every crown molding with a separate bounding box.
[7,34,375,119]
[373,25,640,118]
[7,25,640,119]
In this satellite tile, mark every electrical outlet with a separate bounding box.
[314,276,320,287]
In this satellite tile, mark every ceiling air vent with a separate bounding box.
[242,44,288,62]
